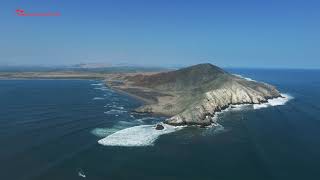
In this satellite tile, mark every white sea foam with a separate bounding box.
[233,74,293,109]
[91,121,141,138]
[209,94,292,122]
[229,104,251,111]
[201,123,225,136]
[92,121,138,138]
[253,94,293,109]
[104,109,127,114]
[233,74,256,82]
[253,103,269,109]
[104,104,116,108]
[104,104,124,109]
[91,127,122,137]
[93,97,104,100]
[91,83,103,86]
[209,104,250,123]
[216,104,250,116]
[98,124,181,147]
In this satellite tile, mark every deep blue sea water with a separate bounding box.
[0,69,320,180]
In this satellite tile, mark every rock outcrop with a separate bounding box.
[155,124,164,130]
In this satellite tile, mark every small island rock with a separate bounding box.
[155,124,164,130]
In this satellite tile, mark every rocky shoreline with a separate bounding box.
[164,94,283,126]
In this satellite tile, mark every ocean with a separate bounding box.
[0,69,320,180]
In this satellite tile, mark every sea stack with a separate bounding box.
[155,124,164,130]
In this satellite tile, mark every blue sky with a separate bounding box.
[0,0,319,68]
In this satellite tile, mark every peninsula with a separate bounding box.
[105,63,282,126]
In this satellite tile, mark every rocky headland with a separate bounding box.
[105,63,282,126]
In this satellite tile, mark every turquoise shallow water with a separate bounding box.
[0,69,320,180]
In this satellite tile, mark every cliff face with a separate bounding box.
[109,63,281,126]
[165,80,281,125]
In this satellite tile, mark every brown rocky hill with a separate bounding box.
[126,63,227,91]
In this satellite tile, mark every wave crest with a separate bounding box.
[253,93,293,109]
[93,97,104,100]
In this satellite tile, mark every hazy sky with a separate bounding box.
[0,0,319,68]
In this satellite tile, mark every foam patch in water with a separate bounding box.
[91,127,122,138]
[201,123,226,136]
[98,124,181,147]
[93,97,104,100]
[104,104,125,109]
[104,109,127,114]
[91,83,103,86]
[229,104,251,111]
[253,93,293,109]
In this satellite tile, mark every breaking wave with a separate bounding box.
[91,127,125,138]
[91,83,103,86]
[253,94,293,109]
[104,104,124,110]
[201,123,226,136]
[232,74,293,109]
[104,109,127,114]
[93,97,104,100]
[98,124,181,147]
[94,87,108,91]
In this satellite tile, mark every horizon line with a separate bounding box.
[0,64,319,71]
